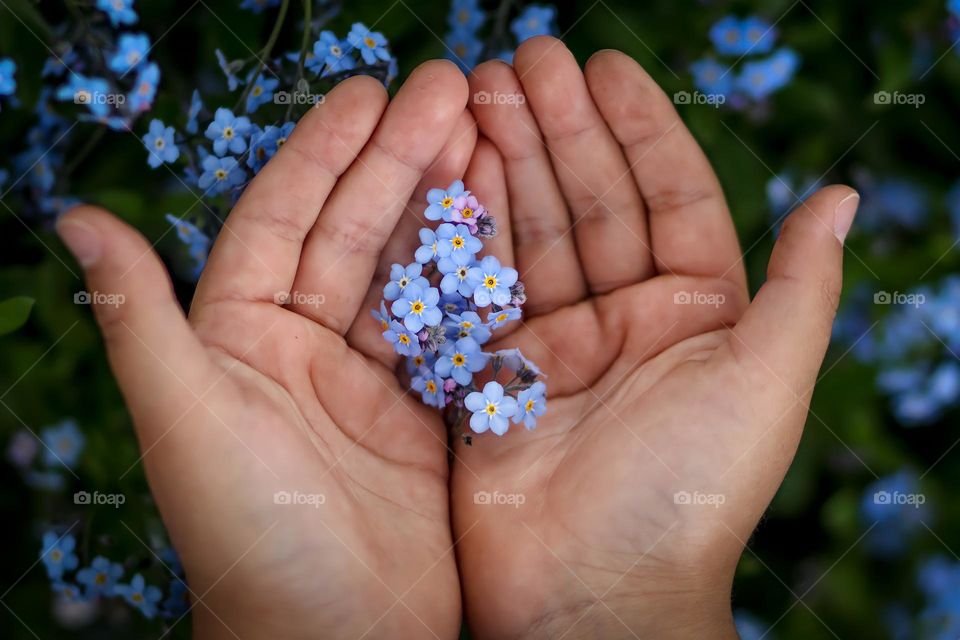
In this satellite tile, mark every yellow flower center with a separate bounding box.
[132,592,144,603]
[484,275,498,289]
[461,321,473,329]
[364,36,377,48]
[398,277,409,288]
[398,334,411,345]
[51,550,62,562]
[452,353,466,366]
[461,207,473,218]
[410,300,425,314]
[95,573,107,585]
[223,126,234,140]
[214,168,228,181]
[496,313,508,323]
[525,399,535,411]
[485,403,497,415]
[452,236,464,249]
[331,45,342,56]
[154,138,165,149]
[458,9,469,24]
[277,137,287,147]
[251,85,263,97]
[413,355,425,366]
[426,380,437,393]
[380,320,389,330]
[440,196,454,208]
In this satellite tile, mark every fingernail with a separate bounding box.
[56,217,101,267]
[834,192,860,244]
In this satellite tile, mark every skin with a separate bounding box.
[56,39,858,640]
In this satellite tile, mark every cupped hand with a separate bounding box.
[450,38,859,639]
[57,60,477,639]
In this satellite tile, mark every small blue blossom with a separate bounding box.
[741,17,777,55]
[109,33,151,75]
[165,214,210,279]
[186,89,203,135]
[115,574,163,619]
[391,283,442,332]
[736,48,799,100]
[495,347,543,379]
[425,180,466,221]
[215,49,241,91]
[690,58,733,97]
[415,227,440,264]
[436,223,482,265]
[448,0,485,33]
[372,300,391,331]
[412,372,447,408]
[710,16,747,56]
[144,119,179,168]
[246,121,293,173]
[407,352,437,376]
[313,31,356,76]
[446,31,483,73]
[733,610,773,640]
[383,263,429,301]
[52,581,88,603]
[466,255,519,307]
[438,256,475,297]
[436,337,487,385]
[514,381,546,429]
[245,73,279,113]
[860,470,928,556]
[0,58,16,96]
[76,556,124,597]
[465,381,518,435]
[439,292,468,316]
[383,320,422,357]
[56,74,112,118]
[41,419,84,468]
[444,311,491,344]
[511,5,556,42]
[347,23,391,65]
[487,307,521,329]
[205,107,252,156]
[128,62,160,112]
[162,578,190,617]
[198,155,245,195]
[96,0,137,26]
[42,48,77,78]
[41,532,79,580]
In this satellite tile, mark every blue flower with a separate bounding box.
[445,30,483,73]
[465,381,518,435]
[186,89,203,135]
[198,155,245,195]
[347,23,391,65]
[438,256,475,297]
[736,48,799,100]
[372,300,391,331]
[41,419,84,468]
[448,0,485,33]
[109,33,151,74]
[56,74,112,118]
[690,58,733,97]
[494,347,543,379]
[42,48,77,78]
[41,532,79,580]
[0,58,16,96]
[710,16,747,56]
[215,49,241,91]
[511,5,555,42]
[115,574,163,619]
[383,262,429,301]
[391,283,442,332]
[741,17,777,55]
[514,381,546,429]
[383,320,422,357]
[439,292,468,316]
[313,31,356,76]
[162,578,190,617]
[52,581,88,603]
[425,180,466,221]
[436,337,487,385]
[205,107,252,156]
[96,0,137,26]
[733,610,773,640]
[128,62,160,112]
[860,470,928,556]
[245,73,279,113]
[240,0,280,12]
[412,372,447,408]
[406,351,436,375]
[436,223,482,265]
[415,227,440,264]
[144,119,179,168]
[466,255,518,307]
[76,556,124,597]
[444,311,491,344]
[486,306,521,329]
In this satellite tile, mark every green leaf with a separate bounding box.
[0,296,35,336]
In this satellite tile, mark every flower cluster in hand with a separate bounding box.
[374,181,547,439]
[690,15,799,108]
[444,1,556,72]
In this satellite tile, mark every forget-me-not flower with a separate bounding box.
[466,255,518,307]
[436,337,487,385]
[384,262,429,301]
[465,381,518,435]
[424,180,466,221]
[41,532,79,580]
[144,119,179,168]
[391,283,442,332]
[514,381,546,429]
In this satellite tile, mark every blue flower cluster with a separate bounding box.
[40,532,187,619]
[444,1,556,72]
[914,555,960,638]
[853,172,930,235]
[691,15,799,107]
[6,419,84,491]
[374,181,547,439]
[859,470,929,556]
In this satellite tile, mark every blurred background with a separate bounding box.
[1,0,959,637]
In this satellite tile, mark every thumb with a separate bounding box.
[728,185,859,393]
[56,206,214,448]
